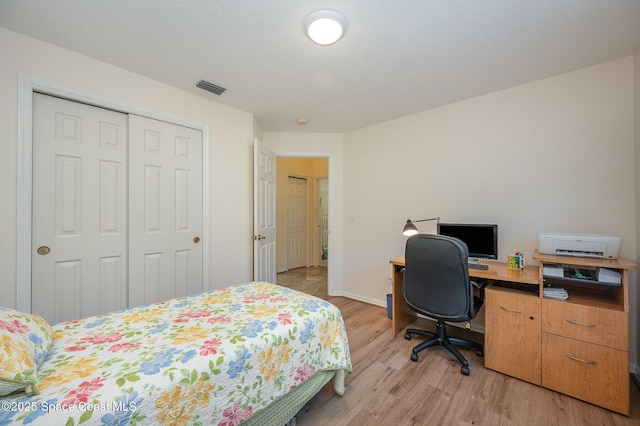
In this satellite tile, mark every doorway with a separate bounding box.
[275,157,328,278]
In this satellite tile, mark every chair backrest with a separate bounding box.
[403,234,474,322]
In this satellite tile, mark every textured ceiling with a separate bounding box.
[1,0,640,133]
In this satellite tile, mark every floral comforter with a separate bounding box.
[0,282,351,425]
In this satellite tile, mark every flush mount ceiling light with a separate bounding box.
[303,10,347,46]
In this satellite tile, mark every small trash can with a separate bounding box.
[386,293,392,319]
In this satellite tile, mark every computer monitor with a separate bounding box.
[437,223,498,260]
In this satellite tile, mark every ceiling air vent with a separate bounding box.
[196,80,226,95]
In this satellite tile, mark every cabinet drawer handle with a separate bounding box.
[566,354,597,365]
[566,319,597,328]
[499,306,523,313]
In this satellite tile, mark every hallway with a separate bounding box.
[276,266,328,299]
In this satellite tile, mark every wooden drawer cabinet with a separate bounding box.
[542,299,627,350]
[534,251,635,416]
[542,333,629,415]
[485,251,635,416]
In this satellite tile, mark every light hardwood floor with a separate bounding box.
[279,268,640,425]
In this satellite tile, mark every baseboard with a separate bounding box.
[330,291,386,309]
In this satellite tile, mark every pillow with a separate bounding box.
[0,307,54,396]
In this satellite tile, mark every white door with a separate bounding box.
[32,94,128,323]
[32,95,204,323]
[286,176,307,270]
[253,139,276,282]
[128,115,203,306]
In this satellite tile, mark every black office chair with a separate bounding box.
[403,234,485,375]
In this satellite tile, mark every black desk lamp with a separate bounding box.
[403,217,440,236]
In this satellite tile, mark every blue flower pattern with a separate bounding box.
[180,349,197,364]
[138,348,177,375]
[84,317,109,328]
[148,323,169,334]
[299,320,315,344]
[227,348,251,379]
[303,299,321,312]
[100,391,143,426]
[240,320,264,338]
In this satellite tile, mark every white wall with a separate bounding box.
[0,28,256,308]
[342,57,637,369]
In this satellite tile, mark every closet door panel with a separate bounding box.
[32,94,128,323]
[128,115,203,307]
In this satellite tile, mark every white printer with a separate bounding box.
[537,233,622,259]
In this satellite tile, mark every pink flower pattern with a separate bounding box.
[242,294,270,303]
[277,313,292,325]
[174,310,212,323]
[109,342,141,352]
[199,338,222,356]
[294,364,316,383]
[79,332,124,345]
[207,316,231,324]
[62,377,106,406]
[0,319,30,334]
[220,403,254,426]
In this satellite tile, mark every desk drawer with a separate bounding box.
[542,299,627,350]
[485,287,541,385]
[542,333,628,415]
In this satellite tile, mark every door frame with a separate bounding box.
[16,72,211,313]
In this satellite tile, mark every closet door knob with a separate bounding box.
[37,246,51,255]
[193,237,200,243]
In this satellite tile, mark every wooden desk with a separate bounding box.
[389,256,539,336]
[390,252,635,415]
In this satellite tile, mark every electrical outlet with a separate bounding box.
[387,275,393,285]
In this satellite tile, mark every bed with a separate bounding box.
[0,282,352,425]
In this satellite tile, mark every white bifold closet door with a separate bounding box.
[32,94,202,324]
[128,115,202,308]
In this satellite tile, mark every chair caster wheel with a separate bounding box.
[410,352,419,362]
[404,332,411,340]
[475,348,484,357]
[461,366,470,376]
